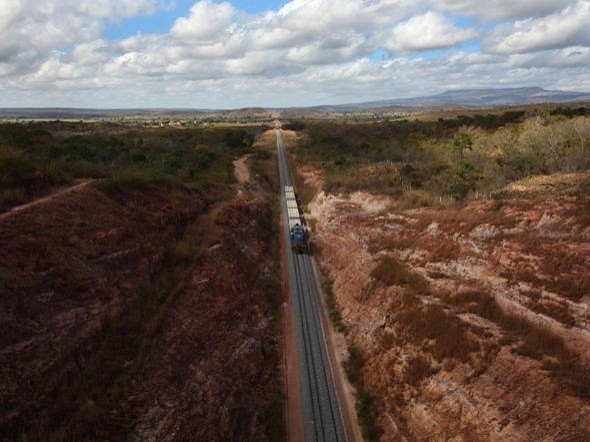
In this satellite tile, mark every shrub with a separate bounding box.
[398,304,478,362]
[96,170,177,195]
[404,354,437,386]
[64,160,108,179]
[344,344,364,386]
[354,389,383,442]
[0,188,26,211]
[0,151,37,187]
[371,255,429,294]
[322,278,347,333]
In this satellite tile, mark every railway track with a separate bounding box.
[276,129,346,441]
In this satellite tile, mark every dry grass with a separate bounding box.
[428,239,461,262]
[524,298,576,327]
[549,275,589,302]
[452,289,590,397]
[368,234,417,254]
[371,255,429,295]
[452,290,506,323]
[513,267,588,303]
[404,354,438,386]
[398,303,478,363]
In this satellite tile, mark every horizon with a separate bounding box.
[1,86,589,112]
[2,1,590,109]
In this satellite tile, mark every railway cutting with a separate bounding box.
[276,129,347,442]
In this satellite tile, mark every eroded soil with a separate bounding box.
[307,170,590,440]
[1,157,281,439]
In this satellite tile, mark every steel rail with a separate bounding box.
[276,129,346,441]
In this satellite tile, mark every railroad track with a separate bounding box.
[276,129,346,441]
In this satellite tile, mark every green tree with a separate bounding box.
[450,160,482,200]
[452,132,473,161]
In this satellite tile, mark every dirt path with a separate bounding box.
[0,180,94,221]
[233,154,252,184]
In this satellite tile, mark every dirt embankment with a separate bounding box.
[115,192,280,440]
[1,160,281,439]
[307,170,590,440]
[0,184,203,434]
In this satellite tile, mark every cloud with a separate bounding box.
[0,0,164,81]
[485,1,590,54]
[380,11,477,54]
[435,0,575,20]
[170,0,236,41]
[276,0,371,33]
[286,32,373,64]
[0,0,589,108]
[507,46,590,69]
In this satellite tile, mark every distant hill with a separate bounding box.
[0,108,206,120]
[318,87,590,111]
[1,87,589,119]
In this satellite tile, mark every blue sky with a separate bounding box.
[103,1,292,40]
[1,0,589,108]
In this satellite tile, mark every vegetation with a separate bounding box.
[322,276,347,333]
[290,108,590,203]
[344,344,382,441]
[371,255,429,295]
[2,120,282,439]
[0,122,264,211]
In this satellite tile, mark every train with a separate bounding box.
[285,185,310,254]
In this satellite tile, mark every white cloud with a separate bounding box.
[0,0,589,107]
[380,11,477,54]
[435,0,575,20]
[286,32,372,64]
[507,46,590,69]
[226,50,294,76]
[486,1,590,54]
[0,0,164,85]
[170,0,236,41]
[277,0,370,33]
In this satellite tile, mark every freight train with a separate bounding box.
[285,185,310,254]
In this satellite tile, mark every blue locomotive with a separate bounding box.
[290,223,309,254]
[285,185,310,254]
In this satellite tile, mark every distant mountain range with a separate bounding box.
[308,87,590,112]
[1,87,589,119]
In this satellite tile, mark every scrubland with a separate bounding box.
[0,122,283,440]
[289,107,590,440]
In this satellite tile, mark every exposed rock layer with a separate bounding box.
[309,173,590,440]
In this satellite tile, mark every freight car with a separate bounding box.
[285,185,310,254]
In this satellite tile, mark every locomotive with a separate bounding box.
[285,185,310,254]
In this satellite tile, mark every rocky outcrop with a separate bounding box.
[309,174,590,440]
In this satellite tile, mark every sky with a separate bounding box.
[1,0,589,109]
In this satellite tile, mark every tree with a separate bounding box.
[452,132,473,161]
[450,160,482,200]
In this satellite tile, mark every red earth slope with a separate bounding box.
[308,172,590,440]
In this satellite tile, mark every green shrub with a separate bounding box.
[96,170,177,195]
[0,151,37,187]
[354,389,382,442]
[344,344,364,386]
